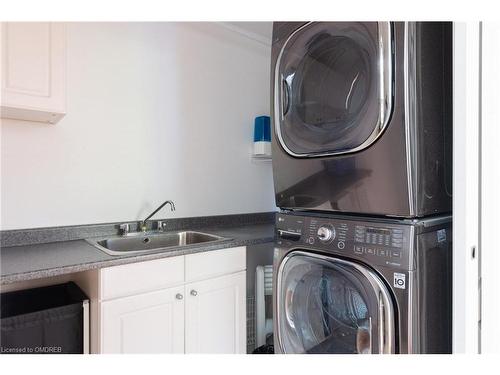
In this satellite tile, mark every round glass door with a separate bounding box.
[277,252,394,354]
[274,22,393,157]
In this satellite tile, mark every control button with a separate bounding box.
[366,247,375,255]
[377,249,389,257]
[354,245,364,254]
[317,225,336,242]
[338,241,345,250]
[277,230,301,241]
[308,236,315,245]
[391,250,402,258]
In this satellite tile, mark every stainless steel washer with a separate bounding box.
[273,212,452,354]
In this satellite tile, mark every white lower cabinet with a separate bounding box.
[97,247,246,354]
[185,271,246,354]
[101,286,185,354]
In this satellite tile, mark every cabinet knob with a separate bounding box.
[190,290,198,296]
[175,293,183,300]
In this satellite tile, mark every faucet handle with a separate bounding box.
[119,223,130,236]
[155,221,167,231]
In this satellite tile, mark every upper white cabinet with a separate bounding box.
[1,22,66,124]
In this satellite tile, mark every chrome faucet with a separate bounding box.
[139,200,175,232]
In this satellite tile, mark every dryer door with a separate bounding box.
[274,22,393,157]
[276,251,395,354]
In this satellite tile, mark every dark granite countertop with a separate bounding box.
[1,221,275,285]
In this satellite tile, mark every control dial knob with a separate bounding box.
[317,225,335,242]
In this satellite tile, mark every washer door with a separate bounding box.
[276,251,395,354]
[274,22,393,157]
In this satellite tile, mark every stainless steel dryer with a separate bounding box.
[273,212,452,354]
[271,22,452,217]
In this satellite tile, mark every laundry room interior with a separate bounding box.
[0,0,499,371]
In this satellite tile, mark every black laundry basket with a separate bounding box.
[0,282,89,354]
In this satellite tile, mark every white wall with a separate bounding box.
[0,22,276,230]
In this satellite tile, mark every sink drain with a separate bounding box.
[142,238,151,244]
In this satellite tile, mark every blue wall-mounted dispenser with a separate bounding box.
[253,116,271,157]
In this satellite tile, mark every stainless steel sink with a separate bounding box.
[86,230,228,256]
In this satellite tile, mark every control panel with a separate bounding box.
[275,212,411,269]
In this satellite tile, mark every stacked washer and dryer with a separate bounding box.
[270,22,453,354]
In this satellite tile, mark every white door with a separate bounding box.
[185,271,246,354]
[101,286,185,354]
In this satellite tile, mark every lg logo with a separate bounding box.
[394,273,406,289]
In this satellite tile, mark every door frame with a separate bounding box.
[452,21,481,354]
[478,21,500,354]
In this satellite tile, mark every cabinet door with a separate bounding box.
[1,22,66,123]
[185,271,246,354]
[100,286,184,354]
